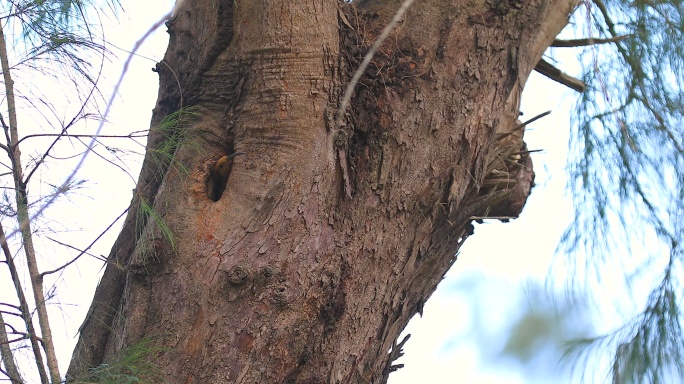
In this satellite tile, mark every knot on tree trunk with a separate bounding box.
[477,117,536,219]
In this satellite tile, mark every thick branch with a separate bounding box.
[535,58,585,92]
[0,312,23,383]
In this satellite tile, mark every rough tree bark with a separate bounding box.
[68,0,576,382]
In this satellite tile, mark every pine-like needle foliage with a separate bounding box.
[560,0,684,381]
[0,1,122,382]
[3,0,119,109]
[0,0,124,216]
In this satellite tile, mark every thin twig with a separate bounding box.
[518,110,552,129]
[469,215,516,220]
[15,131,149,146]
[496,110,552,140]
[40,207,128,277]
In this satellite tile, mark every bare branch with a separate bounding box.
[0,311,23,383]
[497,110,553,141]
[552,35,631,47]
[0,303,21,311]
[40,207,128,277]
[0,223,48,383]
[535,58,586,93]
[16,131,149,146]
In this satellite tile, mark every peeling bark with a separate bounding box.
[68,0,577,382]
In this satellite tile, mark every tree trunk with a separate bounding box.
[68,0,575,382]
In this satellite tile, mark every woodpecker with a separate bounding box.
[209,155,232,201]
[214,155,231,179]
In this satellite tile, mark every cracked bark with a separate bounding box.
[68,0,576,382]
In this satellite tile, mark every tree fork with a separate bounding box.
[69,0,577,382]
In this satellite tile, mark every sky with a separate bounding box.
[1,1,624,383]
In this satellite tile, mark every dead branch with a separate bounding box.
[534,58,585,93]
[552,35,631,47]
